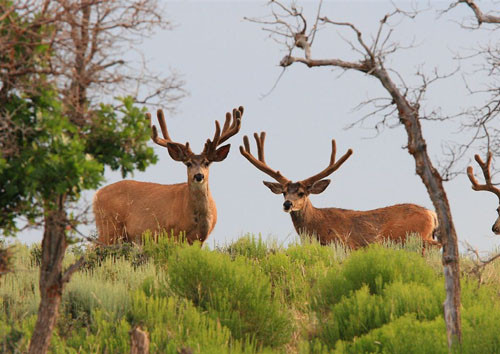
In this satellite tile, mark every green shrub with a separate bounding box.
[82,242,148,270]
[61,310,131,353]
[141,230,189,265]
[62,257,158,324]
[286,241,340,267]
[315,245,436,311]
[221,234,271,261]
[321,281,443,346]
[129,290,246,353]
[0,315,36,353]
[461,303,500,353]
[333,314,448,354]
[167,246,293,347]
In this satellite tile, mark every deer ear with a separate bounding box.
[167,142,188,161]
[308,179,331,194]
[211,144,231,162]
[263,181,284,194]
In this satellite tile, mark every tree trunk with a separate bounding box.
[374,67,462,346]
[130,326,150,354]
[28,195,68,354]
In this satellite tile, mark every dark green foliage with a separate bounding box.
[81,242,148,271]
[0,243,14,276]
[167,246,293,347]
[84,97,157,178]
[0,2,158,234]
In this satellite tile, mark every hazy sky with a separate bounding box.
[17,1,500,252]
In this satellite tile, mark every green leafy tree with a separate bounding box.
[0,1,183,352]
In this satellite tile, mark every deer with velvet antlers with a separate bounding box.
[467,152,500,235]
[93,106,244,245]
[240,132,441,249]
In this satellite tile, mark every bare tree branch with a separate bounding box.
[456,0,500,26]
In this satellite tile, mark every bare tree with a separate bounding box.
[52,0,185,126]
[247,2,463,347]
[436,1,500,163]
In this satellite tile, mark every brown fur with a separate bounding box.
[93,178,217,245]
[289,197,439,248]
[241,133,440,250]
[93,106,244,245]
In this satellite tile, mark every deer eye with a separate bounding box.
[186,162,192,167]
[204,161,210,167]
[298,192,305,197]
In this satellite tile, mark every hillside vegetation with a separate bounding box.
[1,234,500,353]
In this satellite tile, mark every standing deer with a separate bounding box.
[240,132,440,249]
[467,152,500,234]
[93,106,244,245]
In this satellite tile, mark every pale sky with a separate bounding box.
[17,1,500,253]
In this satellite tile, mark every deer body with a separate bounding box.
[93,180,217,244]
[289,199,437,248]
[93,106,244,245]
[240,132,440,249]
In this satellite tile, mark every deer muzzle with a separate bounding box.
[193,173,204,183]
[283,200,292,212]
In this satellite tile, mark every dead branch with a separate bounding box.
[463,241,500,284]
[456,0,500,26]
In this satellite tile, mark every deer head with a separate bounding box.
[467,152,500,234]
[240,132,353,212]
[147,106,244,186]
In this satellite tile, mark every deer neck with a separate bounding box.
[188,181,213,213]
[187,181,215,238]
[290,198,315,232]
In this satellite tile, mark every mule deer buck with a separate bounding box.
[240,132,440,249]
[467,152,500,235]
[93,106,244,245]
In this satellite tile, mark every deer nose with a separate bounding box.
[194,173,204,182]
[283,200,292,211]
[493,225,500,234]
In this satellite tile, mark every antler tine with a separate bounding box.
[301,139,353,186]
[255,131,266,162]
[218,106,244,145]
[147,109,192,154]
[239,132,290,185]
[204,106,244,158]
[467,152,500,201]
[156,109,171,141]
[147,112,168,147]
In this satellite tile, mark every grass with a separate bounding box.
[1,233,500,353]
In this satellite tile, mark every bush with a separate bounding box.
[129,291,247,353]
[220,234,271,261]
[167,246,293,347]
[141,230,189,266]
[333,314,448,354]
[61,257,158,326]
[314,245,436,311]
[321,281,443,346]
